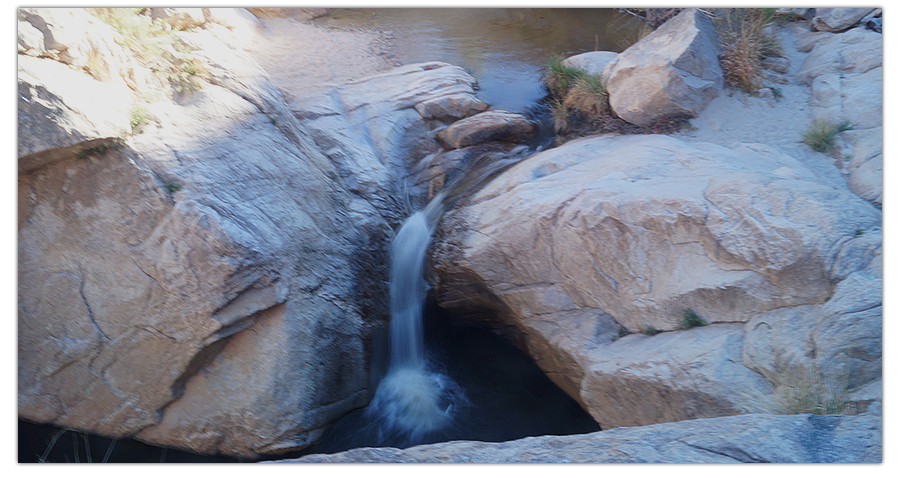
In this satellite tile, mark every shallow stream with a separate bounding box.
[316,8,643,112]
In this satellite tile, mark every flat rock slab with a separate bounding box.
[287,411,882,463]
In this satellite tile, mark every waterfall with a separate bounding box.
[364,145,534,442]
[366,191,463,439]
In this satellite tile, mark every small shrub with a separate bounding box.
[680,309,707,329]
[130,105,152,133]
[617,326,630,338]
[713,8,782,93]
[563,74,609,116]
[543,54,587,98]
[640,325,660,336]
[89,8,207,96]
[801,118,852,153]
[76,137,125,159]
[163,182,184,193]
[763,359,850,416]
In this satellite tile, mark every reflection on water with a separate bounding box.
[316,8,643,112]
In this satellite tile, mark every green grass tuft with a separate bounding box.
[680,309,707,329]
[802,118,852,153]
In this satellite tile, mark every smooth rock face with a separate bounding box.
[580,324,771,428]
[288,411,882,463]
[811,8,877,32]
[434,134,881,427]
[796,27,882,85]
[796,25,882,206]
[436,110,537,149]
[18,8,487,459]
[602,8,723,126]
[562,51,618,76]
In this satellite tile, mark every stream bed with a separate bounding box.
[316,8,643,112]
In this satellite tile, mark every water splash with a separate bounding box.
[365,145,532,441]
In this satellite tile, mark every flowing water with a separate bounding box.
[314,7,641,453]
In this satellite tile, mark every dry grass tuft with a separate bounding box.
[712,8,783,94]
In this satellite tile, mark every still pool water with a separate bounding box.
[316,8,644,112]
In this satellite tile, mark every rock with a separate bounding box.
[601,8,723,126]
[435,110,537,149]
[761,56,790,74]
[811,8,877,32]
[149,8,207,30]
[581,324,771,428]
[434,134,881,427]
[841,67,882,130]
[245,7,329,21]
[414,93,488,122]
[562,51,618,76]
[796,27,882,85]
[287,411,882,463]
[846,155,882,205]
[812,252,882,390]
[17,9,483,459]
[17,54,133,174]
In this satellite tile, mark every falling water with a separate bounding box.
[351,146,536,444]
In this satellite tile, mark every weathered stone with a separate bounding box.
[581,324,771,428]
[601,8,722,126]
[796,27,882,85]
[17,8,484,459]
[761,56,790,74]
[434,134,881,426]
[812,252,882,390]
[435,110,537,149]
[414,93,488,122]
[842,67,882,130]
[17,54,132,173]
[288,411,882,463]
[562,51,618,76]
[811,8,877,32]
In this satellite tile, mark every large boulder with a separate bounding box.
[289,411,882,463]
[434,134,881,428]
[601,8,723,126]
[18,8,487,459]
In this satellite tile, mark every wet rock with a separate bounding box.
[811,8,877,32]
[287,411,882,463]
[601,8,723,126]
[436,110,537,149]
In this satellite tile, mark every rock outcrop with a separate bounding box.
[289,410,882,463]
[601,8,723,126]
[433,134,882,428]
[795,24,883,206]
[810,8,878,33]
[18,7,488,458]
